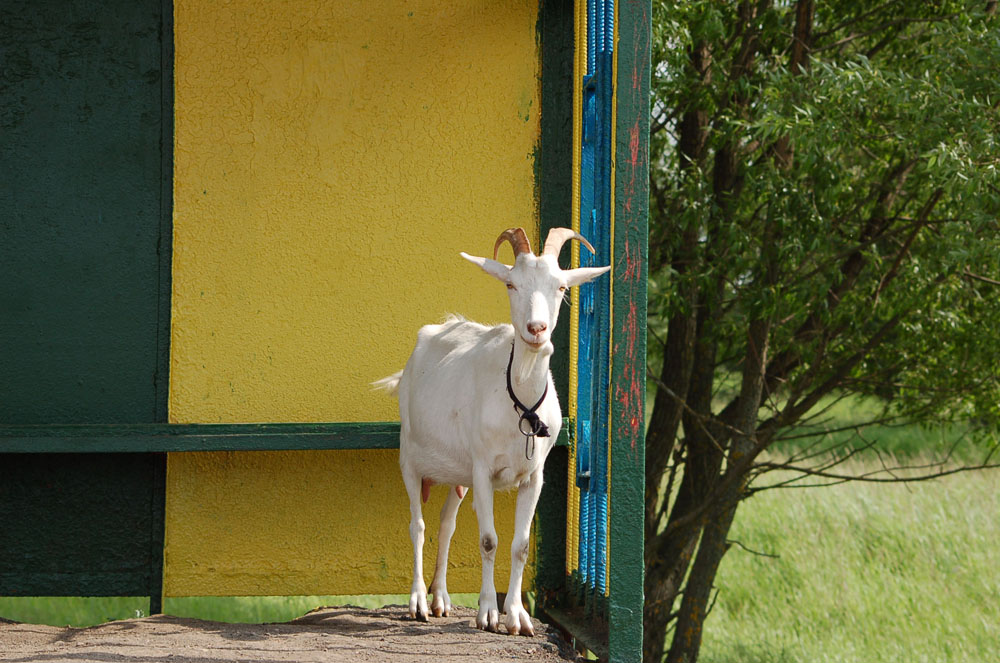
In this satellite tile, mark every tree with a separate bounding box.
[644,2,1000,661]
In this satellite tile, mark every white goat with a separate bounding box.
[374,227,610,635]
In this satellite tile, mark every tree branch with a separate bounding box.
[728,539,780,558]
[812,14,960,54]
[964,270,1000,287]
[873,187,944,305]
[753,458,1000,487]
[812,1,906,41]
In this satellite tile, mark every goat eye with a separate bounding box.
[558,286,567,292]
[506,283,516,290]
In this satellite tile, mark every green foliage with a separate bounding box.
[646,2,1000,660]
[649,0,1000,451]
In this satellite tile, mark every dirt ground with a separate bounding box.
[0,606,581,662]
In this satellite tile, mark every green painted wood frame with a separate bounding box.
[0,422,570,454]
[534,0,576,607]
[538,1,649,660]
[607,1,650,660]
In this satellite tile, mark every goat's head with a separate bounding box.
[461,227,611,354]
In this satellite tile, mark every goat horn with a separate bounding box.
[541,227,596,258]
[493,227,533,261]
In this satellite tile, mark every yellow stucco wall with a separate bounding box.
[166,0,541,596]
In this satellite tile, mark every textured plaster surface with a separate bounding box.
[170,0,540,425]
[166,450,535,596]
[167,0,541,596]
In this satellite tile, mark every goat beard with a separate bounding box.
[515,347,539,385]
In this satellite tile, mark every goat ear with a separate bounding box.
[563,265,612,288]
[460,252,511,283]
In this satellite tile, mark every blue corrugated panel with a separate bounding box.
[575,0,615,607]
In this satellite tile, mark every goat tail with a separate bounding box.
[371,370,403,397]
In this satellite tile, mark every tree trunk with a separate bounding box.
[644,245,698,537]
[645,3,775,660]
[643,34,711,516]
[666,317,772,663]
[643,37,713,662]
[643,299,724,661]
[644,77,745,663]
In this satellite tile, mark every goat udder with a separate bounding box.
[421,477,467,503]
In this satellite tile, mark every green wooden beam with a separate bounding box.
[0,422,401,453]
[0,0,168,426]
[534,445,569,603]
[0,0,175,611]
[0,420,571,454]
[608,0,651,661]
[149,0,174,615]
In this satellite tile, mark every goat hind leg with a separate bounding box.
[429,486,465,617]
[402,469,429,621]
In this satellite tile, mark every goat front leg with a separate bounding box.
[402,469,429,621]
[472,467,500,631]
[429,485,466,617]
[503,470,543,635]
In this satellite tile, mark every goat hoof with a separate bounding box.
[409,591,429,621]
[476,607,500,632]
[430,591,451,617]
[505,604,534,636]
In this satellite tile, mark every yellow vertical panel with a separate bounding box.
[566,0,587,576]
[171,1,540,423]
[167,0,540,596]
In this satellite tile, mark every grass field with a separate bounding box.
[698,460,1000,663]
[660,389,1000,662]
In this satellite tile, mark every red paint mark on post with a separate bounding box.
[629,123,641,167]
[613,290,643,448]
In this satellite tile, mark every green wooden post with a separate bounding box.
[0,0,173,612]
[609,0,650,661]
[535,0,575,605]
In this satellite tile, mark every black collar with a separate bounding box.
[506,342,550,459]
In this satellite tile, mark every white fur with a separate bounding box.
[375,240,609,635]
